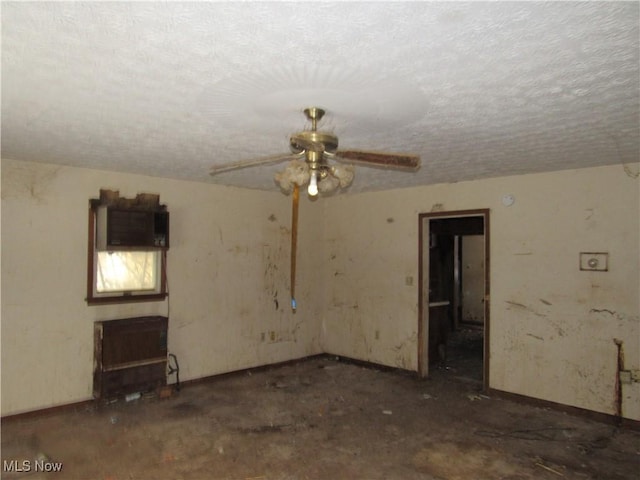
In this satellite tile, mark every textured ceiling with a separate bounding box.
[2,2,639,194]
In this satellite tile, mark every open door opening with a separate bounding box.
[418,210,490,389]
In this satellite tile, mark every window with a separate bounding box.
[96,251,160,293]
[87,191,168,305]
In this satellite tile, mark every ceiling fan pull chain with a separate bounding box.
[290,183,299,311]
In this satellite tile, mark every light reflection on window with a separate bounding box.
[96,251,158,293]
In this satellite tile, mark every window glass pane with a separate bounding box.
[96,251,158,293]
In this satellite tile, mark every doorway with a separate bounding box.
[418,210,490,389]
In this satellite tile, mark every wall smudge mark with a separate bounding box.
[291,320,303,342]
[539,299,552,306]
[526,333,544,341]
[386,217,395,223]
[506,301,530,309]
[268,214,277,222]
[552,323,566,337]
[505,301,547,318]
[622,163,640,179]
[2,163,62,203]
[229,245,249,255]
[392,333,417,370]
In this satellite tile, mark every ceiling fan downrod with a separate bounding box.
[304,107,325,131]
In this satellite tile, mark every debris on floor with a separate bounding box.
[1,357,638,480]
[466,393,491,401]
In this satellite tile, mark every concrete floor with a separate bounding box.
[2,356,639,480]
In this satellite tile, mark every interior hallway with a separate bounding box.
[439,324,485,384]
[2,356,638,480]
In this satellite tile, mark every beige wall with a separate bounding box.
[2,159,638,421]
[322,163,639,420]
[1,159,324,416]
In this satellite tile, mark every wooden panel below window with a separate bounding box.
[94,316,168,401]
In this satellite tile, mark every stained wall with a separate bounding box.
[1,158,323,416]
[2,159,638,420]
[321,163,639,420]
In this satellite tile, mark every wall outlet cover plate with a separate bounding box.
[580,252,608,271]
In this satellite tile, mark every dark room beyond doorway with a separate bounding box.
[419,211,489,388]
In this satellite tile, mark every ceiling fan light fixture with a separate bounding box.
[318,173,340,193]
[274,159,309,193]
[308,170,319,196]
[331,164,355,188]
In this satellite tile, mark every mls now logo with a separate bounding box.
[3,458,63,473]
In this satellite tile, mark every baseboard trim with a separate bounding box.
[1,354,326,422]
[322,352,414,374]
[327,354,640,429]
[487,387,640,430]
[3,353,638,430]
[178,353,327,388]
[1,398,95,424]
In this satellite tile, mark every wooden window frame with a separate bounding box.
[86,202,168,305]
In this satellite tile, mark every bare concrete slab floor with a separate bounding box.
[2,357,639,480]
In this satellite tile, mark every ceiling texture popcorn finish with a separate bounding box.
[2,2,638,193]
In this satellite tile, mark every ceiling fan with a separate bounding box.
[209,107,421,197]
[210,107,421,312]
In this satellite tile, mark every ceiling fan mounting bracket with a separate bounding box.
[303,107,325,129]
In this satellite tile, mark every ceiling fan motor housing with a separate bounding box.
[289,131,339,155]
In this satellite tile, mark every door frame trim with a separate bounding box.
[418,209,491,390]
